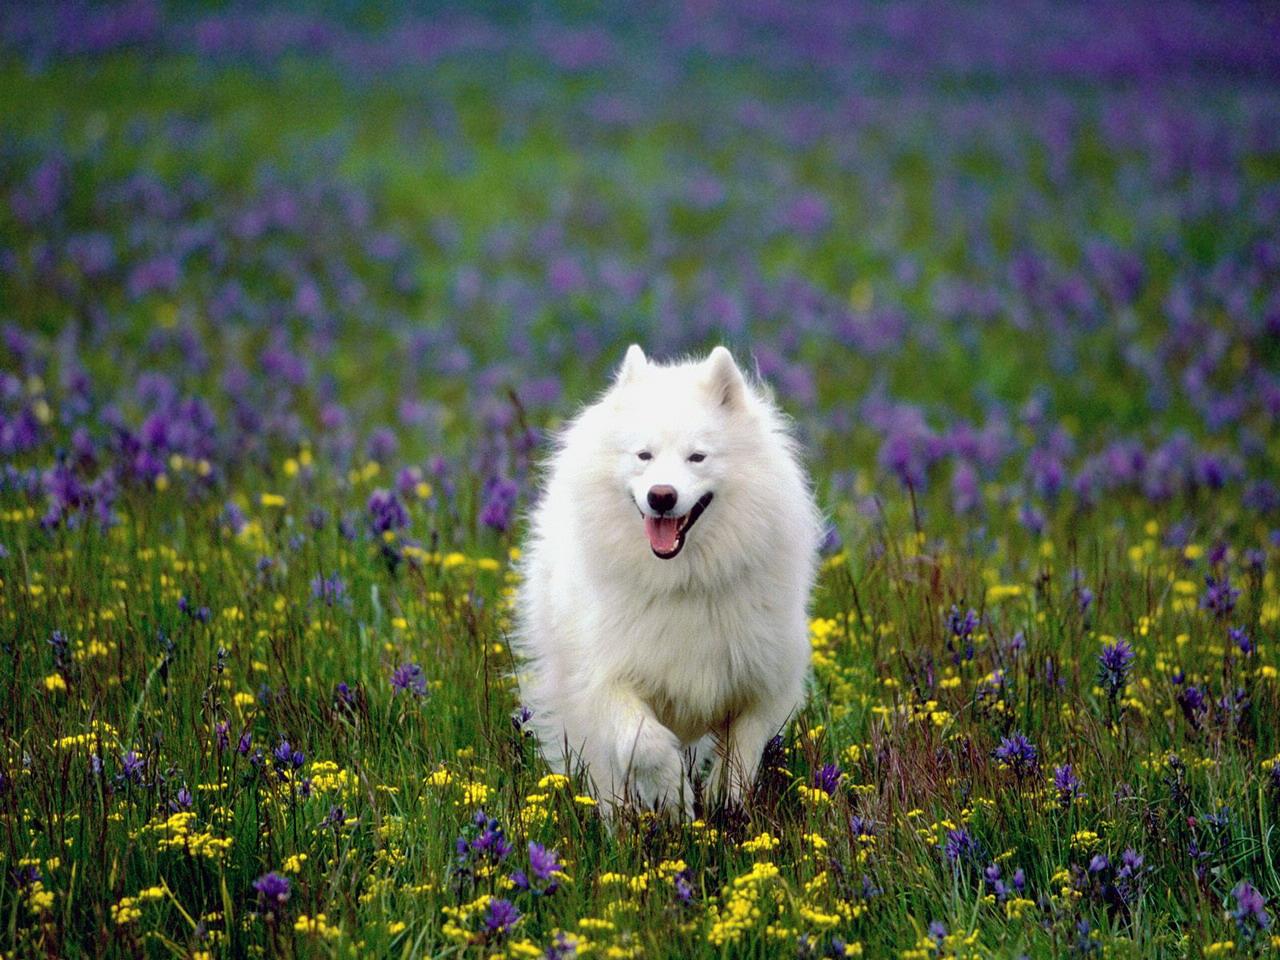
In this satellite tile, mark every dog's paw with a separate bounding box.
[617,721,686,810]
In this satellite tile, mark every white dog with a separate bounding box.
[513,345,822,814]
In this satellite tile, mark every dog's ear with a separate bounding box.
[616,344,647,385]
[705,346,746,409]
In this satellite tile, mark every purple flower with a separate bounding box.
[545,931,579,959]
[484,897,520,935]
[943,828,979,865]
[528,842,561,882]
[367,488,409,535]
[850,816,878,841]
[479,477,519,534]
[946,605,978,664]
[1053,764,1082,807]
[984,863,1010,901]
[513,841,562,894]
[1232,881,1270,934]
[993,733,1039,780]
[253,871,291,905]
[948,606,978,639]
[456,811,512,875]
[273,739,304,769]
[812,763,843,796]
[673,869,694,904]
[1229,627,1253,656]
[1201,576,1239,619]
[1097,639,1135,697]
[310,573,346,606]
[511,705,533,735]
[390,662,427,697]
[334,682,357,710]
[120,750,145,784]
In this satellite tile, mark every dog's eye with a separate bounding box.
[687,453,706,463]
[637,451,652,461]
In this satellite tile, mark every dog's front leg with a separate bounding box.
[594,687,688,814]
[711,703,791,806]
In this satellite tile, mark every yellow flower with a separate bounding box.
[294,913,341,939]
[985,584,1025,603]
[740,831,780,853]
[44,673,67,692]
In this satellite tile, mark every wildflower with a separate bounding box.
[272,740,305,770]
[480,477,519,533]
[1097,639,1135,697]
[456,811,512,877]
[1116,849,1145,903]
[1052,764,1082,807]
[484,897,520,936]
[545,931,579,958]
[390,663,427,697]
[673,868,695,905]
[367,488,409,534]
[944,605,979,664]
[992,732,1039,780]
[310,573,346,606]
[1229,627,1253,656]
[1201,576,1239,619]
[849,816,877,841]
[943,828,979,865]
[47,629,69,668]
[512,841,561,894]
[527,842,560,882]
[512,705,534,735]
[253,872,290,906]
[1233,881,1270,936]
[120,750,145,784]
[334,682,357,711]
[812,763,843,796]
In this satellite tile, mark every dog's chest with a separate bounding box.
[616,591,779,740]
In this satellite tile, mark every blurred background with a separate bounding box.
[3,0,1279,540]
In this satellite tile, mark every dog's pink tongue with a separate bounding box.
[645,516,680,554]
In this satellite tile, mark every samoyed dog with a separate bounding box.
[514,345,821,815]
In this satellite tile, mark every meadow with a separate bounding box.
[2,2,1280,957]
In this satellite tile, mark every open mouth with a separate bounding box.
[642,492,713,559]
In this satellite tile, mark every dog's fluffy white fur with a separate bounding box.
[514,345,821,813]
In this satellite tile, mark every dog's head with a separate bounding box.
[605,344,751,560]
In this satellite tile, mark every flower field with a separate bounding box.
[3,2,1280,957]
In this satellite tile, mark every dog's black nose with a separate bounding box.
[647,485,678,514]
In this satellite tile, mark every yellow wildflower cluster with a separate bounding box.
[139,812,233,860]
[705,861,782,947]
[111,886,166,925]
[307,760,358,796]
[294,913,342,939]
